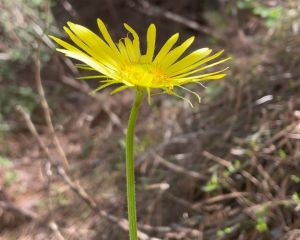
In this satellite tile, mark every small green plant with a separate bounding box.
[0,155,12,167]
[291,175,300,183]
[0,85,38,117]
[0,156,17,187]
[256,216,268,232]
[203,172,220,192]
[53,189,70,206]
[4,171,18,187]
[278,149,288,160]
[223,160,241,177]
[217,224,240,237]
[237,0,282,27]
[292,192,300,204]
[255,206,268,232]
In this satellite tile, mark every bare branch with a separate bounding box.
[15,105,156,240]
[127,0,222,40]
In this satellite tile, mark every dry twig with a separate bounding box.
[127,0,222,40]
[15,105,157,240]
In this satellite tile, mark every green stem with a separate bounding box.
[126,89,144,240]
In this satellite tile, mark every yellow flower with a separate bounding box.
[50,19,230,104]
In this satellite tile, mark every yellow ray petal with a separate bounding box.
[165,48,212,75]
[170,50,225,78]
[64,26,117,70]
[57,49,115,78]
[75,64,94,70]
[66,22,118,61]
[144,24,156,63]
[97,19,121,57]
[174,57,231,79]
[50,35,82,54]
[124,23,141,59]
[159,36,195,69]
[173,68,229,84]
[124,38,138,62]
[118,40,130,61]
[153,33,179,64]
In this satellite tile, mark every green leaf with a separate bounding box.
[256,216,268,232]
[4,171,17,187]
[292,192,300,204]
[203,172,220,192]
[291,175,300,183]
[0,156,12,167]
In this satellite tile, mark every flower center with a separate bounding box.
[119,63,172,88]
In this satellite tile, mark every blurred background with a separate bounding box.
[1,0,300,239]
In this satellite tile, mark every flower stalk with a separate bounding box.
[126,89,144,240]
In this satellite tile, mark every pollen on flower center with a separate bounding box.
[119,63,172,89]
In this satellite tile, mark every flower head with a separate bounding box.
[50,19,230,104]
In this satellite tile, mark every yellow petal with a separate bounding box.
[124,23,141,59]
[166,48,212,75]
[173,68,228,84]
[66,22,117,61]
[171,50,226,78]
[144,24,156,63]
[118,41,130,61]
[159,36,195,69]
[153,33,179,64]
[124,38,138,62]
[50,35,82,54]
[57,49,115,78]
[97,19,121,57]
[64,26,117,70]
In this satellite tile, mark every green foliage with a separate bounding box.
[256,216,268,232]
[80,140,94,158]
[203,172,220,192]
[0,85,38,116]
[247,130,271,150]
[217,224,240,237]
[278,149,287,160]
[292,192,300,204]
[0,156,18,187]
[29,0,44,6]
[237,0,255,9]
[237,0,282,27]
[4,171,18,187]
[255,205,268,232]
[291,175,300,183]
[0,0,57,85]
[0,156,12,167]
[223,160,241,177]
[53,189,70,206]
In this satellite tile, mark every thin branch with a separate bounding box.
[34,49,69,167]
[0,200,65,240]
[15,105,156,240]
[153,153,206,180]
[127,0,222,40]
